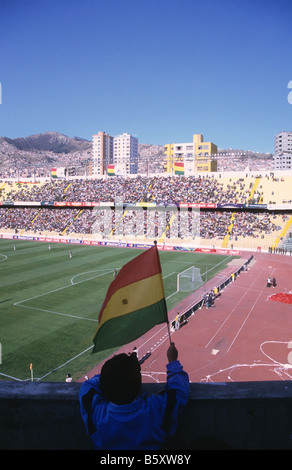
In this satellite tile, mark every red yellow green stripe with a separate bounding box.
[107,165,115,176]
[174,161,184,175]
[98,273,165,328]
[51,168,57,178]
[93,245,168,353]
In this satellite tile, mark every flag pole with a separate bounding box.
[154,240,172,346]
[166,320,172,345]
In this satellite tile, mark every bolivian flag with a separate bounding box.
[92,244,168,353]
[51,168,57,178]
[174,161,184,175]
[107,164,115,176]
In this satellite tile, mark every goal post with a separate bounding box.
[177,266,203,293]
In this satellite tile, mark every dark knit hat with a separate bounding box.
[99,353,141,405]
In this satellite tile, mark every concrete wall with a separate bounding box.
[1,380,292,450]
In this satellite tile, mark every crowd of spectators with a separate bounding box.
[1,175,251,205]
[0,207,40,232]
[0,176,289,245]
[0,207,80,234]
[199,211,282,241]
[228,212,282,241]
[145,176,249,205]
[0,205,286,245]
[1,178,149,204]
[200,211,232,240]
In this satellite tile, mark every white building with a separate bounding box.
[274,153,292,170]
[92,132,138,176]
[274,131,292,170]
[113,133,138,175]
[171,142,195,159]
[275,131,292,155]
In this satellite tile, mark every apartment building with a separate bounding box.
[274,153,292,170]
[274,131,292,170]
[114,133,138,175]
[91,132,138,176]
[92,132,113,176]
[164,134,218,174]
[275,131,292,155]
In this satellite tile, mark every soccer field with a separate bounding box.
[0,238,236,382]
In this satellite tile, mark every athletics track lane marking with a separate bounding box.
[204,265,269,351]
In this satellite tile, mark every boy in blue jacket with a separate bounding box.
[79,342,189,450]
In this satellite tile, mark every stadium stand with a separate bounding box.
[0,173,291,252]
[255,175,292,205]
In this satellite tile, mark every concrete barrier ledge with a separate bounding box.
[1,380,292,449]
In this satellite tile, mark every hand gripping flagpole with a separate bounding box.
[153,240,172,346]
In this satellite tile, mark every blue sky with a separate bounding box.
[0,0,291,153]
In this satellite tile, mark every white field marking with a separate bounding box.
[13,269,114,322]
[0,254,7,262]
[0,372,23,381]
[0,346,95,382]
[35,345,94,382]
[163,271,176,279]
[141,371,167,383]
[196,341,292,383]
[71,268,117,285]
[16,304,98,322]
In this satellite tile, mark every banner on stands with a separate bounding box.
[0,232,241,257]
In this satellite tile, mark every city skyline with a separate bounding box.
[0,0,292,154]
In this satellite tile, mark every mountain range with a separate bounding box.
[0,131,274,176]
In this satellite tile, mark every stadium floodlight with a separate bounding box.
[177,266,203,293]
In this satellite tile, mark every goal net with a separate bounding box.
[177,266,203,293]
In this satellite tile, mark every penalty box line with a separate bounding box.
[13,269,115,322]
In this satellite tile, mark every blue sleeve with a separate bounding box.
[79,375,104,436]
[160,360,189,436]
[166,359,190,398]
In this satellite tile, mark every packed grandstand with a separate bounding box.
[0,172,292,253]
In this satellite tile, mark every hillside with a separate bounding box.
[3,131,91,154]
[0,131,274,178]
[0,132,92,177]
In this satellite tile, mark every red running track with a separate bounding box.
[81,252,292,384]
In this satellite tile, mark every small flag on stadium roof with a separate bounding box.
[174,161,184,175]
[92,243,168,353]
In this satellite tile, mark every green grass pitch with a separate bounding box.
[0,238,237,382]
